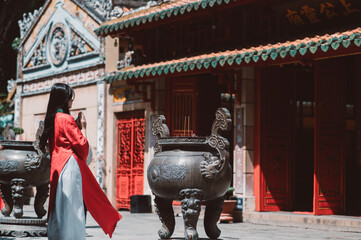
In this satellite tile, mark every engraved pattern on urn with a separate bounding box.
[0,161,19,173]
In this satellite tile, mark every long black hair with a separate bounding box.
[39,83,74,150]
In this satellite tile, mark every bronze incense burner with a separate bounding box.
[147,108,232,240]
[0,125,49,219]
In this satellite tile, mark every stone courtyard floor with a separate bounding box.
[1,205,361,239]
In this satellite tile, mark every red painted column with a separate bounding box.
[254,67,261,212]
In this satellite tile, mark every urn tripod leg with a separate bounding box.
[154,196,175,239]
[204,196,224,239]
[34,183,49,218]
[179,189,204,240]
[11,178,27,218]
[0,184,13,217]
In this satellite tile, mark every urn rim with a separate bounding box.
[0,140,35,150]
[158,136,207,146]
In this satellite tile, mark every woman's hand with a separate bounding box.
[76,112,87,130]
[76,112,88,138]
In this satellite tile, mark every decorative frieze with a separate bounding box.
[22,68,104,95]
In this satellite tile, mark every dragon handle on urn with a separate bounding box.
[26,121,49,171]
[200,108,231,181]
[152,115,170,154]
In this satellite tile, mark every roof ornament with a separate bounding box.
[121,0,170,18]
[18,7,43,39]
[155,0,170,4]
[90,0,171,20]
[7,79,16,94]
[110,6,124,18]
[117,50,134,69]
[87,0,116,19]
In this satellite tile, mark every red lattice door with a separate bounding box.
[116,112,145,210]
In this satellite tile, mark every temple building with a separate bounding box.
[11,0,361,217]
[96,0,361,217]
[12,0,120,191]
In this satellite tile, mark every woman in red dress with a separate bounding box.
[40,83,121,239]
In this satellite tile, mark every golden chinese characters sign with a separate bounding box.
[273,0,361,26]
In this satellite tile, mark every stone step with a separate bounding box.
[243,211,361,232]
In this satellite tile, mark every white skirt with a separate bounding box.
[47,155,86,240]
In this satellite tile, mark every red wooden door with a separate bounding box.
[116,112,145,210]
[260,66,295,211]
[314,59,345,215]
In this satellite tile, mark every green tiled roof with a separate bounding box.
[95,0,237,36]
[105,28,361,83]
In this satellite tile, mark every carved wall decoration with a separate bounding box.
[70,31,92,56]
[26,39,47,68]
[48,23,68,66]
